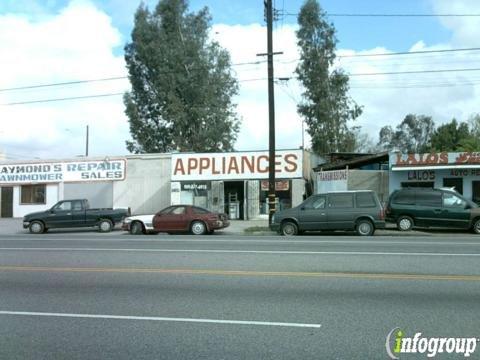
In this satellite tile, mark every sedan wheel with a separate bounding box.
[29,221,44,234]
[130,221,144,235]
[397,216,413,231]
[191,221,206,235]
[281,221,298,236]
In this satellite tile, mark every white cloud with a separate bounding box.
[0,0,130,160]
[2,0,480,161]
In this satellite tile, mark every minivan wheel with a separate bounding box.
[281,221,298,236]
[356,219,374,236]
[472,218,480,234]
[397,216,414,231]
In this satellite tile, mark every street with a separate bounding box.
[0,233,479,359]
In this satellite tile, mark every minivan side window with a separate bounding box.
[392,191,415,205]
[304,196,326,209]
[356,192,376,208]
[443,193,467,208]
[328,194,354,208]
[416,191,442,207]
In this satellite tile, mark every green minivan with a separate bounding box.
[386,188,480,233]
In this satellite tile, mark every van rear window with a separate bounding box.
[328,194,354,208]
[356,193,376,208]
[392,191,415,205]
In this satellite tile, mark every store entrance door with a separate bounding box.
[443,178,463,194]
[224,181,244,220]
[1,187,13,218]
[472,181,480,205]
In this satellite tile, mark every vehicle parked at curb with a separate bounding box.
[386,187,480,233]
[151,205,229,235]
[122,214,156,235]
[23,199,129,234]
[270,190,385,236]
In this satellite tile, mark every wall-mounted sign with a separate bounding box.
[392,152,480,167]
[261,180,290,191]
[0,159,126,184]
[181,182,210,191]
[316,170,348,192]
[171,150,303,181]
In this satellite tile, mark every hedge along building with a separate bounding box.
[170,149,309,220]
[0,150,309,220]
[389,151,480,203]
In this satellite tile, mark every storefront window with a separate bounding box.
[21,184,46,204]
[259,180,292,214]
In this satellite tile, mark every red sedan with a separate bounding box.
[152,205,230,235]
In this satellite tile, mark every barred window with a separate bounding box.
[21,185,46,204]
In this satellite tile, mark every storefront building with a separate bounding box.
[0,150,308,220]
[389,151,480,203]
[170,149,307,220]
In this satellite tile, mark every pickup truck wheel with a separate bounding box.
[98,219,113,233]
[130,221,144,235]
[190,221,206,235]
[29,221,44,234]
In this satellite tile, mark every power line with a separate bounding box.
[0,60,268,93]
[283,12,480,17]
[338,47,480,58]
[1,77,271,106]
[348,67,480,76]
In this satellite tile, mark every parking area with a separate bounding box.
[2,218,478,237]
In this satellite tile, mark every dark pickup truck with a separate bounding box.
[23,199,129,234]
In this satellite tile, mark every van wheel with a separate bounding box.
[130,221,144,235]
[29,221,44,234]
[397,216,414,231]
[472,218,480,234]
[281,221,298,236]
[356,219,374,236]
[98,219,113,233]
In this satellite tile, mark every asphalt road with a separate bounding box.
[0,234,479,359]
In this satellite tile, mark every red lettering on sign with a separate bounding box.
[174,159,185,175]
[198,158,210,174]
[227,157,240,174]
[275,154,282,173]
[212,157,220,175]
[187,158,198,175]
[284,154,298,172]
[241,156,255,173]
[257,155,269,173]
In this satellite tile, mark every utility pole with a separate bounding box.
[85,125,89,157]
[257,0,281,225]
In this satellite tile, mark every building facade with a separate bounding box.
[0,149,309,219]
[389,151,480,203]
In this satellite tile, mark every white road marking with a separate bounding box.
[0,247,479,256]
[0,311,321,328]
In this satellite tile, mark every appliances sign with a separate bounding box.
[0,159,126,184]
[172,150,303,181]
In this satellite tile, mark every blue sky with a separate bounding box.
[1,0,479,159]
[0,0,452,52]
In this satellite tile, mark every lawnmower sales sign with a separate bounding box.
[0,159,126,184]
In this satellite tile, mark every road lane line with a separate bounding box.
[0,247,480,256]
[0,266,479,281]
[2,239,480,246]
[0,311,321,328]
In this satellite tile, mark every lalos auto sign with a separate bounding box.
[171,150,303,181]
[0,159,126,184]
